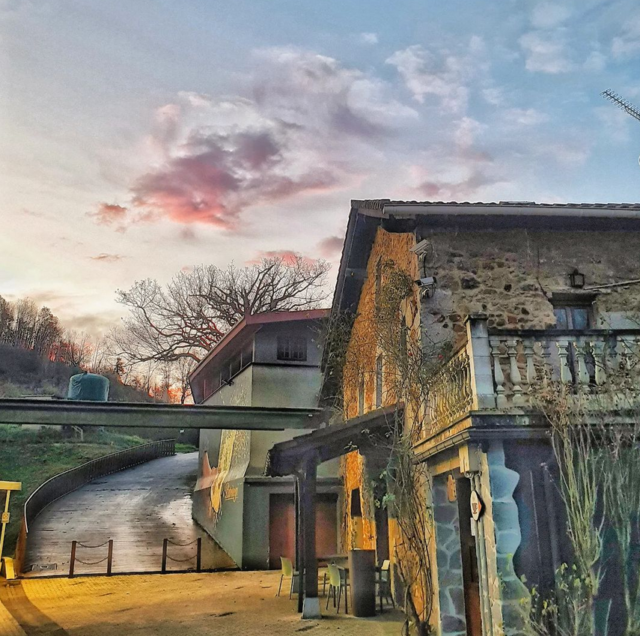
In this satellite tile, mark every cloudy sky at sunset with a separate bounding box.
[1,0,639,334]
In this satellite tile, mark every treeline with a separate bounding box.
[0,295,166,402]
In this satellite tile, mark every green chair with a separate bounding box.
[277,557,299,599]
[377,559,394,611]
[326,564,350,613]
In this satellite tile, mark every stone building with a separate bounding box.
[189,310,340,570]
[323,200,640,635]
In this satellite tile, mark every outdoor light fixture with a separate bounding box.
[569,269,585,289]
[415,276,437,298]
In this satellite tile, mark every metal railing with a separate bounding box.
[15,439,175,575]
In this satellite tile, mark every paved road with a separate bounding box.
[23,452,233,577]
[0,571,404,636]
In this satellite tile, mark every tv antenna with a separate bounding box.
[602,89,640,166]
[602,89,640,123]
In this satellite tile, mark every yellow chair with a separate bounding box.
[326,564,349,613]
[277,557,299,599]
[377,559,394,611]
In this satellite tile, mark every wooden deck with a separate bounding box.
[22,452,233,576]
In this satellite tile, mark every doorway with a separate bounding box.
[456,478,482,636]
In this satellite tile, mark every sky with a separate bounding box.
[1,0,639,335]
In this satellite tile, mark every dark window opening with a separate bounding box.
[350,488,362,517]
[277,336,307,361]
[358,375,365,415]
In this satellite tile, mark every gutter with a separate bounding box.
[380,204,640,219]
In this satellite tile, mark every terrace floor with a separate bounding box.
[0,570,404,636]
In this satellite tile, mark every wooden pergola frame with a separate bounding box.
[265,404,400,618]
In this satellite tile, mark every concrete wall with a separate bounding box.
[194,317,337,570]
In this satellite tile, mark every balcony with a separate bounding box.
[422,315,640,442]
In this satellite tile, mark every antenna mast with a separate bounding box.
[602,89,640,123]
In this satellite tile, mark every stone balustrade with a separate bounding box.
[487,328,640,408]
[425,345,474,435]
[423,314,640,436]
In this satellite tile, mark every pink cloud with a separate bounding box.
[89,49,415,234]
[317,235,344,258]
[88,203,129,231]
[246,250,317,267]
[89,253,124,263]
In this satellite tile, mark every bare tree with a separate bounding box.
[110,256,330,365]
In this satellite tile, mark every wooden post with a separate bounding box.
[295,475,303,614]
[161,538,168,574]
[300,453,320,619]
[107,540,113,576]
[196,538,202,572]
[69,541,77,578]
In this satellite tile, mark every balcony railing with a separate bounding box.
[423,315,640,436]
[425,345,474,435]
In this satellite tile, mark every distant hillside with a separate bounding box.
[0,343,153,402]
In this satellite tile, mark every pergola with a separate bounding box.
[265,405,400,618]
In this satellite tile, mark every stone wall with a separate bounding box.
[340,228,418,552]
[433,476,467,636]
[417,228,640,346]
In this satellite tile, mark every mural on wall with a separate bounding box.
[195,430,251,528]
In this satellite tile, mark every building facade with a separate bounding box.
[331,200,640,636]
[189,310,340,570]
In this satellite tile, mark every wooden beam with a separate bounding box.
[0,399,327,431]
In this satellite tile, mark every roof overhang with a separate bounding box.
[190,309,330,382]
[265,404,401,476]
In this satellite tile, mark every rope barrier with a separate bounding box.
[76,540,111,549]
[165,538,198,547]
[166,554,198,564]
[74,557,108,566]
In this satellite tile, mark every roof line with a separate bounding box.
[190,309,330,380]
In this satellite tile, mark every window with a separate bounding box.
[277,336,307,361]
[376,354,383,408]
[358,375,365,415]
[552,296,594,330]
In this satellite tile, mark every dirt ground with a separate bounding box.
[0,570,404,636]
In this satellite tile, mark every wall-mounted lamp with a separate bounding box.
[569,269,585,289]
[415,276,438,298]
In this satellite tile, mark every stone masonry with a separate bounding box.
[433,476,467,636]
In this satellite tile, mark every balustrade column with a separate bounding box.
[489,338,507,409]
[523,338,536,390]
[556,340,572,384]
[574,341,590,392]
[506,339,524,406]
[591,340,607,386]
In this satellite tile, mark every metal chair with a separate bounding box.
[277,557,299,599]
[377,559,394,611]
